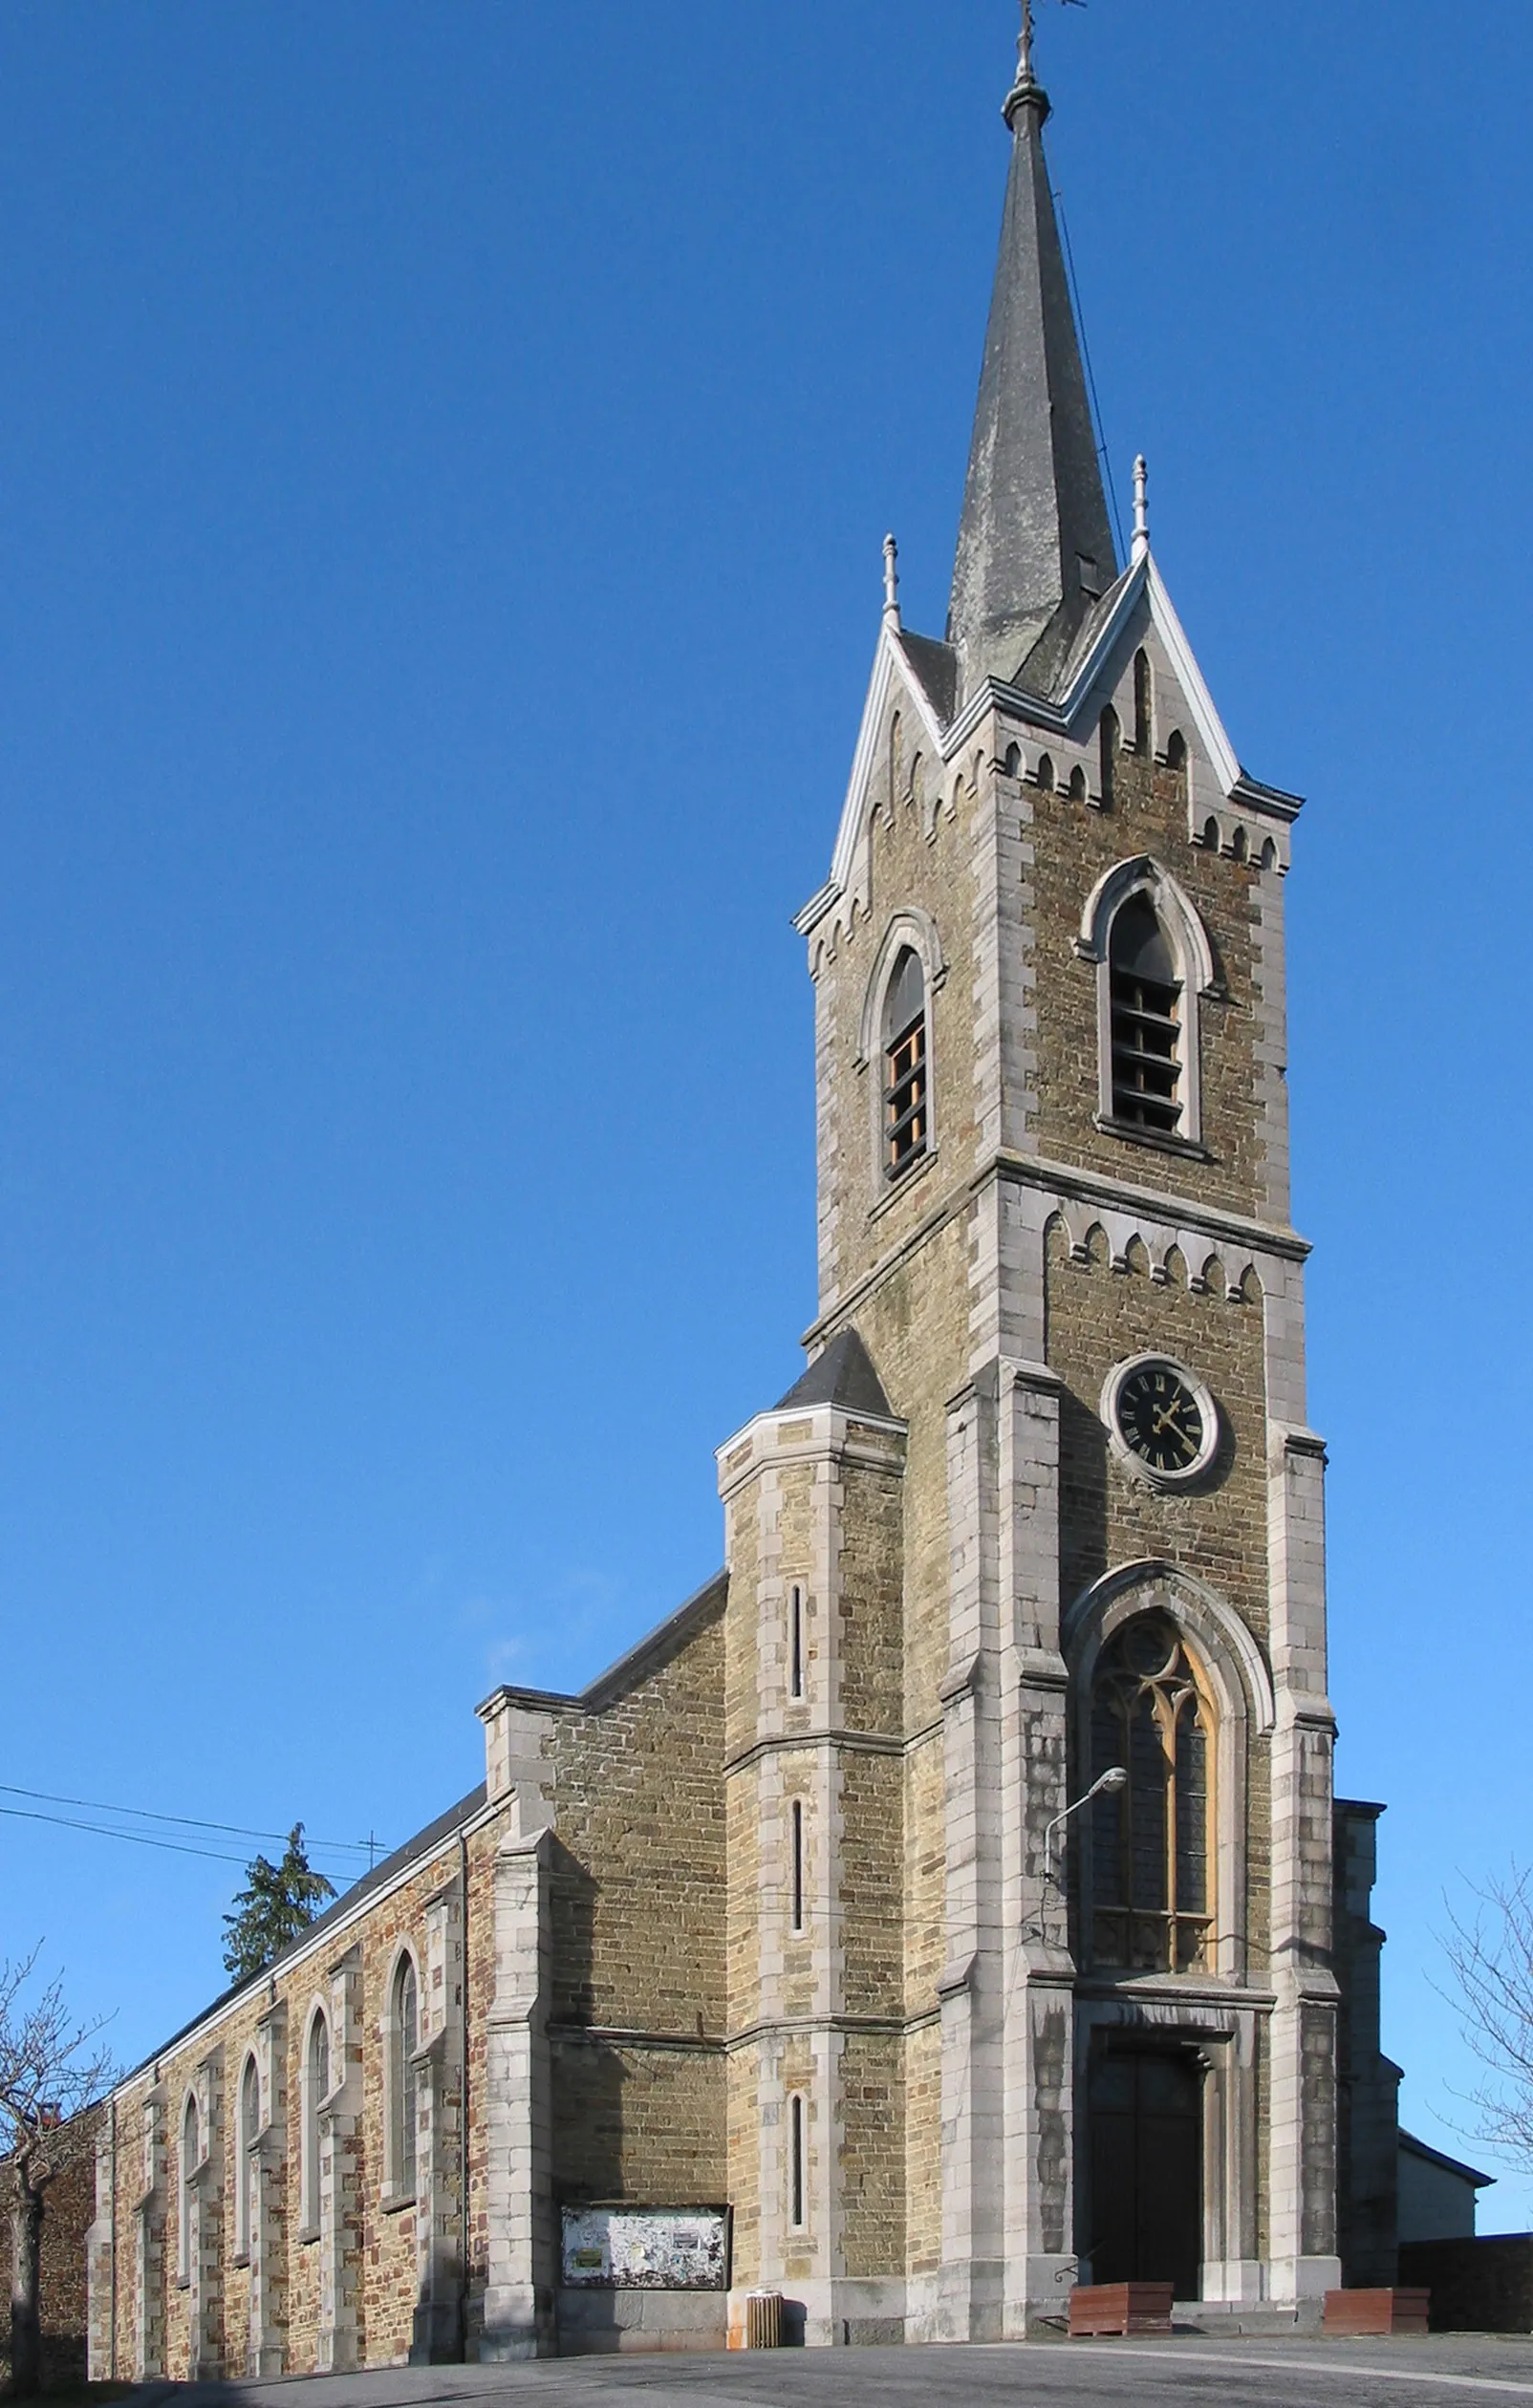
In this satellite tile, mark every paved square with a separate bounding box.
[148,2338,1533,2408]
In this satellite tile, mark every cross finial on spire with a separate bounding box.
[1133,455,1150,563]
[1019,0,1036,83]
[1008,0,1086,124]
[883,533,901,630]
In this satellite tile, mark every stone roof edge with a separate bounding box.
[1398,2128,1496,2189]
[109,1782,492,2100]
[796,620,947,939]
[480,1568,729,1725]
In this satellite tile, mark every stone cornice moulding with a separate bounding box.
[715,1398,909,1502]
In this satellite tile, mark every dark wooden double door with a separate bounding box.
[1088,2046,1204,2301]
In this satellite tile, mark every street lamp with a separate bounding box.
[1043,1766,1128,1886]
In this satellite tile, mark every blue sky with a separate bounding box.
[1,0,1529,2225]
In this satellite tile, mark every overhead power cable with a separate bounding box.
[0,1782,383,1860]
[0,1802,270,1866]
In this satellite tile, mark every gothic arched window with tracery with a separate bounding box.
[1089,1615,1213,1972]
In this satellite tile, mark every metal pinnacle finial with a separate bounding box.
[1019,0,1036,83]
[1133,455,1150,563]
[883,533,901,629]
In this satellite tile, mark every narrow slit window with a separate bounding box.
[882,948,928,1178]
[1109,895,1182,1135]
[790,1800,805,1933]
[790,1587,804,1701]
[789,2094,806,2229]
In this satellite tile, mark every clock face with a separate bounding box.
[1114,1360,1207,1476]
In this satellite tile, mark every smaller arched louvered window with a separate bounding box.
[1109,895,1182,1134]
[882,949,928,1179]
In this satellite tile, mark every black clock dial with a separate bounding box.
[1116,1362,1205,1474]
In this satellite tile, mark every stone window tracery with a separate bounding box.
[1089,1615,1214,1973]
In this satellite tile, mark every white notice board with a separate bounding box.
[560,2206,730,2290]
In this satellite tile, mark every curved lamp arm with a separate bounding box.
[1043,1766,1128,1886]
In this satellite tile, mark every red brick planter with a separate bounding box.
[1323,2289,1431,2337]
[1069,2282,1176,2337]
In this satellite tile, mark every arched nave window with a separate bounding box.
[302,2008,330,2231]
[235,2053,259,2259]
[179,2093,199,2281]
[1089,1614,1213,1973]
[391,1953,420,2198]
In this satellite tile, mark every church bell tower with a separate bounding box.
[717,13,1349,2340]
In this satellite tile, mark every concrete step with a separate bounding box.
[1172,2303,1323,2339]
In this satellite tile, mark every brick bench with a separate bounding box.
[1323,2289,1431,2337]
[1069,2282,1176,2337]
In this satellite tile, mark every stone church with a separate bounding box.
[86,19,1401,2372]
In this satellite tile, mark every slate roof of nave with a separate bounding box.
[116,1781,488,2086]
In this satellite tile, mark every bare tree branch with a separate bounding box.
[1436,1866,1533,2169]
[1,1949,119,2397]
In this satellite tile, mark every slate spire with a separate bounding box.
[946,18,1117,700]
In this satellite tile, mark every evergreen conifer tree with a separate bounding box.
[223,1825,337,1980]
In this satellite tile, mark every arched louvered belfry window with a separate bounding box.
[1109,893,1182,1133]
[882,947,928,1178]
[392,1953,420,2196]
[1089,1615,1213,1973]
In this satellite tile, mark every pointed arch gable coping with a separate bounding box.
[797,622,948,948]
[1054,554,1242,799]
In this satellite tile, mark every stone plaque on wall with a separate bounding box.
[560,2205,730,2291]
